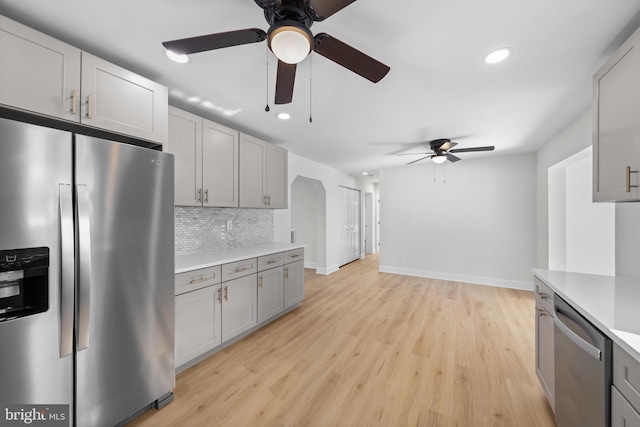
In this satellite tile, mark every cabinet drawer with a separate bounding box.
[175,266,221,296]
[222,258,257,282]
[612,385,640,427]
[285,248,304,264]
[534,277,553,313]
[258,252,285,271]
[614,344,640,411]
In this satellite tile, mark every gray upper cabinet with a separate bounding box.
[593,26,640,202]
[0,15,81,121]
[167,106,239,207]
[0,14,168,144]
[202,119,239,207]
[239,133,288,208]
[80,52,168,144]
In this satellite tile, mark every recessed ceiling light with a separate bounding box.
[484,48,511,64]
[166,50,189,64]
[276,112,291,120]
[362,172,369,175]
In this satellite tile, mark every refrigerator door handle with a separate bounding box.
[59,184,74,358]
[77,184,92,350]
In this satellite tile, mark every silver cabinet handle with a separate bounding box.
[205,189,209,204]
[259,275,263,288]
[86,95,92,119]
[224,286,228,301]
[291,254,300,258]
[217,287,222,303]
[190,277,207,284]
[554,308,601,360]
[235,266,249,273]
[266,259,278,264]
[626,166,638,193]
[197,188,203,203]
[76,184,92,351]
[71,90,78,115]
[284,267,289,279]
[59,184,74,357]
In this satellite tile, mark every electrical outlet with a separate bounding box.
[226,220,233,231]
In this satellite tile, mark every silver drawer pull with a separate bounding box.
[267,259,278,264]
[234,266,249,273]
[291,254,300,258]
[189,276,209,284]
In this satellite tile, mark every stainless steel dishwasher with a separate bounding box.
[554,294,612,427]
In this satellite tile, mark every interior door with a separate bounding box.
[74,136,175,426]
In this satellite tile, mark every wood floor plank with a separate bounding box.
[128,254,556,427]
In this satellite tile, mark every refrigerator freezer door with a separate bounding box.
[74,135,175,427]
[0,118,74,412]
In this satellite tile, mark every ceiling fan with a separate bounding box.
[161,0,391,105]
[400,139,495,165]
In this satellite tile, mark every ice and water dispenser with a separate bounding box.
[0,247,49,321]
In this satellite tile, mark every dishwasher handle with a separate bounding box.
[554,307,602,361]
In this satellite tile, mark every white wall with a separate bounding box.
[536,110,592,268]
[379,154,537,289]
[291,177,320,266]
[548,148,615,275]
[274,153,370,274]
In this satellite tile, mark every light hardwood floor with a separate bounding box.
[129,254,556,427]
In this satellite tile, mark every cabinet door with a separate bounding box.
[284,260,305,310]
[167,107,203,206]
[221,275,258,341]
[593,27,640,202]
[0,15,81,121]
[266,144,288,208]
[80,52,168,144]
[535,300,555,411]
[175,285,222,368]
[258,267,284,323]
[203,119,239,207]
[239,133,267,208]
[612,386,640,427]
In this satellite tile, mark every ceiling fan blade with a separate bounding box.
[447,153,461,162]
[313,33,390,83]
[430,139,451,151]
[162,28,267,55]
[396,152,430,156]
[407,156,431,165]
[305,0,356,21]
[254,0,281,9]
[449,146,495,153]
[275,60,297,105]
[440,141,458,151]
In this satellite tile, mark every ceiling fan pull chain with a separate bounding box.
[265,45,270,112]
[443,164,446,184]
[433,164,436,182]
[309,54,313,123]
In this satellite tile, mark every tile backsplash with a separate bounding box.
[175,207,274,256]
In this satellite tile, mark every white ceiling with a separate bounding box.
[2,0,640,178]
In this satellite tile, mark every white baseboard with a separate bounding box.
[304,261,318,269]
[316,263,339,275]
[378,265,533,291]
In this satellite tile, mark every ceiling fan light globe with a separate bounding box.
[432,155,447,164]
[268,23,312,64]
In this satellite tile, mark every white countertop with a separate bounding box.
[533,269,640,363]
[175,242,305,274]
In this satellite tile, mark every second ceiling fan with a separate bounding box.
[401,139,495,165]
[162,0,391,105]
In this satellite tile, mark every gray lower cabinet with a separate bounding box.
[257,267,284,323]
[284,259,305,310]
[534,277,555,411]
[221,272,258,342]
[175,285,222,368]
[612,343,640,426]
[174,248,304,370]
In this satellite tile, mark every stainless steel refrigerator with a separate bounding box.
[0,116,175,426]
